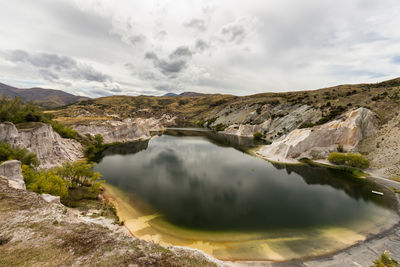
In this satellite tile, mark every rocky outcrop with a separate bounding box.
[358,112,400,177]
[0,122,21,146]
[223,124,261,137]
[0,122,82,168]
[73,116,174,143]
[41,193,61,204]
[257,108,378,162]
[0,160,25,189]
[217,105,321,140]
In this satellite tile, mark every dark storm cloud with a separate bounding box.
[5,50,111,83]
[184,18,207,32]
[145,46,193,76]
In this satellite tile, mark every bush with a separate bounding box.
[50,120,78,139]
[328,152,370,169]
[23,160,102,200]
[25,169,69,198]
[0,142,39,167]
[83,134,107,162]
[328,152,347,165]
[213,123,226,132]
[55,161,102,188]
[0,95,47,124]
[372,251,399,267]
[253,131,263,140]
[299,122,315,129]
[346,153,370,169]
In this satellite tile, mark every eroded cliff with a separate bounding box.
[257,107,378,162]
[0,122,82,168]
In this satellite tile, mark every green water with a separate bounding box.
[95,128,398,260]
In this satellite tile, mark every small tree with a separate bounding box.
[55,161,102,188]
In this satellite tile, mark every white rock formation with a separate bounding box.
[0,122,83,168]
[257,108,378,162]
[73,116,173,143]
[41,193,61,204]
[216,105,321,140]
[223,124,261,137]
[0,160,25,189]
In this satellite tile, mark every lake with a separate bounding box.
[95,129,398,261]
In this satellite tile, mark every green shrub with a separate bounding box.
[26,170,69,198]
[299,122,315,129]
[23,160,102,200]
[49,120,78,139]
[213,123,226,132]
[83,134,108,162]
[328,152,370,169]
[0,95,47,124]
[0,143,39,167]
[328,152,347,165]
[55,161,102,188]
[371,251,399,267]
[346,153,370,169]
[253,131,263,140]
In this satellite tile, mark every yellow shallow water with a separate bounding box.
[103,183,397,262]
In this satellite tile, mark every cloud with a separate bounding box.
[169,46,193,59]
[110,17,147,47]
[219,17,258,44]
[4,50,111,83]
[1,0,400,97]
[184,19,207,32]
[195,39,210,52]
[145,46,194,76]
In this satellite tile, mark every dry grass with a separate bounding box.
[52,78,400,127]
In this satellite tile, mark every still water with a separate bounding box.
[95,129,398,261]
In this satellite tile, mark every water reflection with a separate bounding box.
[96,130,396,232]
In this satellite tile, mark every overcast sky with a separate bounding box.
[1,0,400,97]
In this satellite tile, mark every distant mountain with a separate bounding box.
[163,91,206,97]
[0,83,89,108]
[163,92,178,96]
[179,92,206,96]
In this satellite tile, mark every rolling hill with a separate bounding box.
[0,83,89,108]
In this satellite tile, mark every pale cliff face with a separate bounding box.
[0,160,25,190]
[221,105,321,139]
[72,116,173,144]
[257,107,378,162]
[0,122,82,168]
